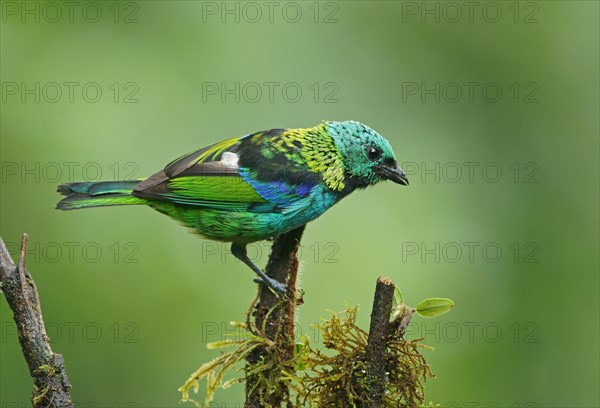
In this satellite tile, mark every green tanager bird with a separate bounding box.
[57,120,408,294]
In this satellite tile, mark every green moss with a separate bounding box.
[178,321,272,407]
[180,289,452,407]
[297,306,434,407]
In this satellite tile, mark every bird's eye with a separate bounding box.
[366,146,382,162]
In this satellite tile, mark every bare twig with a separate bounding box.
[364,276,396,408]
[245,225,305,408]
[0,234,73,407]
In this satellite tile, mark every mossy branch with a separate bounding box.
[245,225,306,408]
[298,277,442,408]
[0,234,73,407]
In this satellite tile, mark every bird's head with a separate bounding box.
[327,120,408,190]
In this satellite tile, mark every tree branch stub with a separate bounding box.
[364,276,396,408]
[0,234,73,407]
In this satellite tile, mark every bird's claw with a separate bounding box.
[253,277,287,296]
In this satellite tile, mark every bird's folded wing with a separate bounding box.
[160,175,269,211]
[133,133,314,212]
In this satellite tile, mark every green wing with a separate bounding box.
[160,175,267,210]
[133,134,270,211]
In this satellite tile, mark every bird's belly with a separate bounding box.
[149,189,338,243]
[197,210,315,243]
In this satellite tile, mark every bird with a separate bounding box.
[57,120,408,295]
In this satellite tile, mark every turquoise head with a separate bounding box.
[327,120,408,190]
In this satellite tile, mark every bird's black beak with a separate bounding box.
[376,163,409,186]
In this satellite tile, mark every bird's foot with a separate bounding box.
[230,242,288,297]
[253,277,287,296]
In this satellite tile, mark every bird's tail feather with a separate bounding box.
[56,180,147,210]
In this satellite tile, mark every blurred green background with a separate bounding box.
[1,1,598,407]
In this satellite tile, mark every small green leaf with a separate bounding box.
[393,285,404,308]
[391,286,405,320]
[415,298,454,318]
